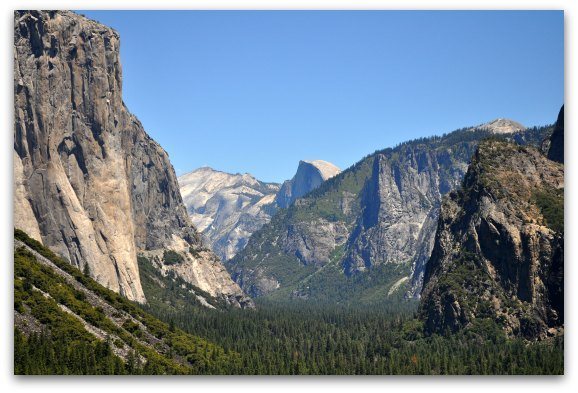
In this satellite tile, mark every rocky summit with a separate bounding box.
[275,160,341,209]
[419,139,563,339]
[475,118,526,134]
[13,10,251,307]
[179,167,280,261]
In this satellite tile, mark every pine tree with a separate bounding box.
[83,263,91,277]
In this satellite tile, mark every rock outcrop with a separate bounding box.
[419,140,563,339]
[13,10,250,306]
[547,106,564,163]
[275,160,341,208]
[178,167,280,261]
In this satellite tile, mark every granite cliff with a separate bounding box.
[547,105,564,164]
[419,139,563,339]
[13,10,251,306]
[275,160,341,209]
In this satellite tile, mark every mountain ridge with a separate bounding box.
[226,122,552,302]
[179,167,280,261]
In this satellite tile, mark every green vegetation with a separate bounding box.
[14,328,128,375]
[434,251,489,314]
[290,154,375,223]
[143,297,563,375]
[14,229,240,375]
[162,250,184,265]
[267,260,412,306]
[14,229,563,374]
[534,187,564,233]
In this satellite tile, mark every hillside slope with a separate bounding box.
[14,229,241,375]
[227,123,551,302]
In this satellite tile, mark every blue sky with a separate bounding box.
[80,10,563,183]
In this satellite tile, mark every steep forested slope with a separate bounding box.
[14,229,241,375]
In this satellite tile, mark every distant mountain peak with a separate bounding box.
[276,159,341,208]
[300,160,341,181]
[185,166,250,177]
[475,118,526,134]
[195,166,218,172]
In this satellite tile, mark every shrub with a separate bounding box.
[163,250,184,265]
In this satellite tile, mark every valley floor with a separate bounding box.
[141,299,564,375]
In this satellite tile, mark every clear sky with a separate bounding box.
[80,10,563,183]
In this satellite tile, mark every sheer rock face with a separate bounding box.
[419,141,564,339]
[342,144,474,296]
[344,150,456,275]
[283,218,350,268]
[275,160,341,209]
[547,105,564,164]
[13,10,250,306]
[178,167,280,261]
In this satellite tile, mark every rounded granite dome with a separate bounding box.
[476,118,526,134]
